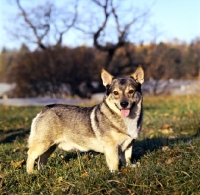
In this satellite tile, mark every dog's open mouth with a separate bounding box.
[120,109,130,117]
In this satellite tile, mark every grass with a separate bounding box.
[0,95,200,194]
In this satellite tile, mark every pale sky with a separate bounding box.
[0,0,200,51]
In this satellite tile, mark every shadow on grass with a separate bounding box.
[61,129,200,165]
[132,128,200,161]
[0,128,30,143]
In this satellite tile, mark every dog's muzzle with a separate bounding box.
[120,101,129,108]
[120,101,130,117]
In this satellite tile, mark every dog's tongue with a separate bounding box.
[120,109,130,117]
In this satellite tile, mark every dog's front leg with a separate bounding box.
[118,147,126,166]
[124,145,132,165]
[124,144,138,168]
[104,145,119,172]
[119,145,132,166]
[119,139,134,166]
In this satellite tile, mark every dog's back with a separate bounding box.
[29,104,101,150]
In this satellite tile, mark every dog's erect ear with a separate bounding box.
[131,66,144,84]
[101,68,114,87]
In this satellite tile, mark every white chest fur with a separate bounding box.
[122,101,142,139]
[123,117,139,139]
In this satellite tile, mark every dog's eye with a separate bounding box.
[113,91,119,95]
[128,90,134,94]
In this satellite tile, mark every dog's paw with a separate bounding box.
[27,170,39,175]
[126,162,140,168]
[129,163,137,168]
[110,170,122,175]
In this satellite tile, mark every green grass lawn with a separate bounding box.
[0,95,200,194]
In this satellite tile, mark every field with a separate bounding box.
[0,95,200,194]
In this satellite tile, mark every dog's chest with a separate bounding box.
[123,117,139,139]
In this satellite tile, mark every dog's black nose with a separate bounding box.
[120,101,129,108]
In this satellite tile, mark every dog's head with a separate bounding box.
[101,66,144,117]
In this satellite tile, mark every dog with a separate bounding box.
[26,66,144,174]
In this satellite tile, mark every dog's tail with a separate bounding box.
[28,112,41,147]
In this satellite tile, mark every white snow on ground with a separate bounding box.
[0,83,15,96]
[0,97,92,106]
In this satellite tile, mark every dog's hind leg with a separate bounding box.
[26,142,52,174]
[38,144,57,170]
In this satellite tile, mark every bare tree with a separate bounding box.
[11,0,151,59]
[4,0,155,97]
[77,0,150,74]
[13,0,78,50]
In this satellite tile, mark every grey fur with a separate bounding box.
[26,67,144,173]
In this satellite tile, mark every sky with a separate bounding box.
[0,0,200,51]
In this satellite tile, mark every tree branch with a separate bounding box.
[92,0,111,51]
[16,0,49,49]
[56,0,78,46]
